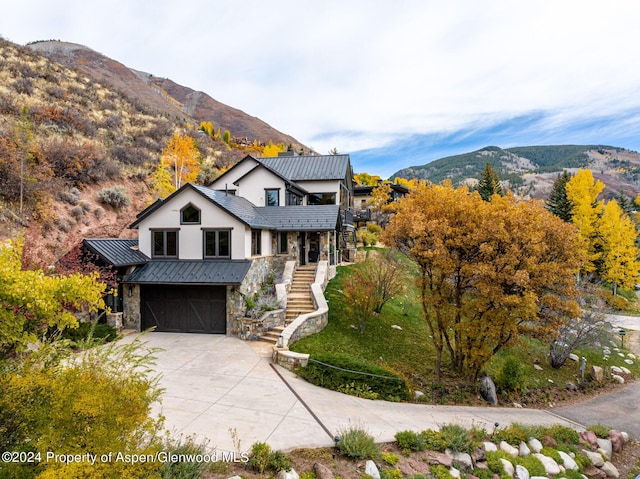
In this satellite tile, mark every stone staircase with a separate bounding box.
[260,265,317,345]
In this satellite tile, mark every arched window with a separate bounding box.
[180,203,201,224]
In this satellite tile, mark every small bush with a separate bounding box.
[56,321,118,347]
[491,424,529,445]
[78,199,92,212]
[419,429,447,452]
[336,424,379,460]
[94,206,105,219]
[514,455,546,476]
[97,185,131,209]
[431,464,455,479]
[381,451,399,465]
[485,450,514,476]
[495,356,527,392]
[71,205,85,218]
[543,425,580,445]
[160,436,210,479]
[248,442,271,473]
[587,424,611,439]
[268,450,292,472]
[382,468,403,479]
[395,430,423,453]
[440,424,475,454]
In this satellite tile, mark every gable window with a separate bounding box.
[265,188,280,206]
[204,229,231,259]
[251,230,262,256]
[277,232,288,254]
[308,192,336,205]
[286,191,302,206]
[152,230,178,258]
[181,204,201,224]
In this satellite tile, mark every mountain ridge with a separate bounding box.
[391,144,640,199]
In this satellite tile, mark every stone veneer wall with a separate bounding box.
[122,284,141,331]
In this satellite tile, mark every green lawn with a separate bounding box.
[290,253,640,405]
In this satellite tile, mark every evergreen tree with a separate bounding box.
[616,190,634,217]
[477,163,503,201]
[546,171,573,222]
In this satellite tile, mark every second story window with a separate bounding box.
[308,192,336,205]
[181,204,201,224]
[265,188,279,206]
[204,229,231,259]
[251,230,262,256]
[152,230,178,258]
[286,191,302,206]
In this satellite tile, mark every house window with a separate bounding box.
[286,191,302,206]
[251,230,262,256]
[204,229,231,258]
[277,232,288,254]
[308,192,336,205]
[152,230,178,258]
[181,204,201,224]
[265,188,279,206]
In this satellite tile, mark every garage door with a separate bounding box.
[141,285,226,334]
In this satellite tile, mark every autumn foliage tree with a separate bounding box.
[383,182,584,380]
[150,133,201,198]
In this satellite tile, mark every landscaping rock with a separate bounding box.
[569,353,579,361]
[597,438,613,460]
[426,451,453,468]
[584,465,608,479]
[364,460,380,479]
[533,453,561,475]
[609,430,625,453]
[612,374,625,384]
[449,467,462,478]
[277,468,299,479]
[566,382,578,391]
[534,364,544,371]
[621,366,631,374]
[558,451,579,471]
[542,435,558,448]
[483,442,498,452]
[528,438,543,453]
[519,442,531,457]
[611,366,623,374]
[621,431,629,442]
[624,359,634,365]
[590,365,604,382]
[582,449,605,467]
[500,458,514,477]
[515,464,530,479]
[601,461,620,478]
[414,390,425,400]
[314,462,335,479]
[480,376,498,405]
[580,430,599,449]
[446,450,473,471]
[391,324,403,330]
[398,457,430,475]
[500,441,519,457]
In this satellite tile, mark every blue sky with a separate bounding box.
[3,1,640,178]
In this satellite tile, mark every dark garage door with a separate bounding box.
[141,285,226,334]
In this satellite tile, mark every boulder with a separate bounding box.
[601,461,620,478]
[472,447,486,463]
[580,430,599,449]
[558,451,579,471]
[398,457,430,475]
[446,450,473,472]
[480,376,498,405]
[364,460,380,479]
[314,463,335,479]
[590,365,604,382]
[621,366,631,374]
[611,366,623,374]
[500,458,515,477]
[612,374,625,384]
[483,442,498,452]
[569,353,579,361]
[500,441,519,457]
[609,430,625,453]
[542,435,557,448]
[528,438,543,453]
[597,438,613,460]
[426,451,453,468]
[581,449,605,467]
[583,465,608,479]
[519,442,530,457]
[515,464,530,479]
[449,467,462,478]
[533,453,561,475]
[278,469,299,479]
[566,382,578,391]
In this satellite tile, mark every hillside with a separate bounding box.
[0,38,307,264]
[391,145,640,199]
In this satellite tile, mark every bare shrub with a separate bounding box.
[97,186,131,209]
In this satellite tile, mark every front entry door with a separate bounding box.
[299,233,306,265]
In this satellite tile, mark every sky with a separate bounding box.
[3,1,640,177]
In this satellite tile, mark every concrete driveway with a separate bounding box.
[120,332,593,454]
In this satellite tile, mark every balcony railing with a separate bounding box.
[340,209,354,228]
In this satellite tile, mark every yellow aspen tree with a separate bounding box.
[262,140,285,157]
[565,169,605,272]
[161,133,200,191]
[597,199,640,295]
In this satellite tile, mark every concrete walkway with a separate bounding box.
[119,332,586,454]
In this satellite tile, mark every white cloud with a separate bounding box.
[3,0,640,157]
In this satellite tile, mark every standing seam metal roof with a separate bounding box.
[190,184,273,229]
[258,155,350,181]
[124,260,251,285]
[82,239,149,267]
[255,205,340,231]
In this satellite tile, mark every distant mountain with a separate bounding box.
[391,145,640,199]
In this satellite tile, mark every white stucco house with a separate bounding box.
[83,153,355,335]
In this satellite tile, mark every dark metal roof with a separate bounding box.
[124,260,251,285]
[83,239,149,267]
[190,184,273,229]
[256,205,340,231]
[259,155,350,181]
[130,183,272,230]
